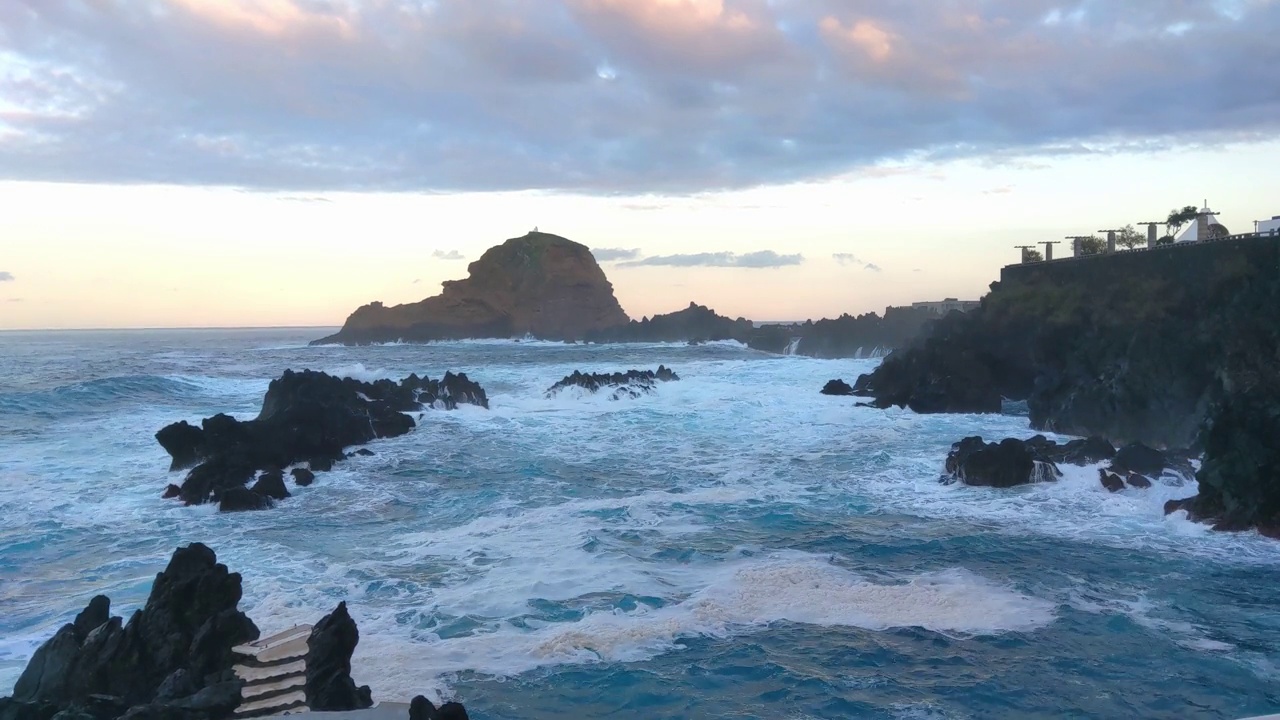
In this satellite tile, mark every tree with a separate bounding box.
[1166,205,1200,237]
[1156,235,1176,246]
[1077,236,1105,255]
[1116,224,1144,250]
[1025,248,1044,262]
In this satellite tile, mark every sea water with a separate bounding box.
[1,328,1277,719]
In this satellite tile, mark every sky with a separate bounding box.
[1,0,1279,329]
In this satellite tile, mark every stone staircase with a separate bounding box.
[232,624,312,717]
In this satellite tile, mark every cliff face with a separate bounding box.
[314,232,630,344]
[855,235,1280,449]
[747,307,937,358]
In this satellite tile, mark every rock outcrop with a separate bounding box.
[304,603,372,712]
[1165,371,1280,536]
[820,379,855,396]
[156,369,487,510]
[546,367,679,400]
[585,302,752,344]
[6,543,258,719]
[944,435,1191,490]
[943,437,1062,488]
[313,232,629,345]
[855,235,1280,449]
[2,545,474,720]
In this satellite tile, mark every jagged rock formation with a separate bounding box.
[2,546,475,720]
[943,435,1191,489]
[3,543,259,719]
[585,302,753,343]
[304,603,372,712]
[156,369,487,510]
[546,367,679,400]
[313,232,629,345]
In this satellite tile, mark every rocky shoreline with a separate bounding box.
[0,544,469,720]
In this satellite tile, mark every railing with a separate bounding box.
[1009,229,1280,268]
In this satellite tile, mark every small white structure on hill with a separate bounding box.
[1258,215,1280,234]
[1175,203,1230,242]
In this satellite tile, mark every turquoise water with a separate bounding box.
[1,328,1277,719]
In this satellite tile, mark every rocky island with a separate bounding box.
[312,232,629,345]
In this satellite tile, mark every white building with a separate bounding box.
[1175,204,1230,242]
[1258,215,1280,234]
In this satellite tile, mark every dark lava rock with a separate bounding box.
[156,369,488,508]
[217,487,273,512]
[304,602,373,712]
[1109,443,1166,478]
[820,379,855,396]
[438,703,470,720]
[352,449,375,457]
[291,468,316,487]
[409,696,437,720]
[250,470,290,501]
[944,436,1061,488]
[1164,373,1280,534]
[161,484,180,500]
[1125,472,1153,489]
[1099,469,1126,493]
[546,367,679,400]
[10,543,258,715]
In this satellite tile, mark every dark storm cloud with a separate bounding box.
[621,250,803,268]
[590,247,642,261]
[0,272,14,282]
[432,250,466,260]
[1,0,1277,193]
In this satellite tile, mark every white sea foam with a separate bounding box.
[340,552,1053,699]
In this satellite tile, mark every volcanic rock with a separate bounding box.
[304,602,373,712]
[943,436,1061,488]
[313,232,629,344]
[546,367,679,400]
[9,543,258,715]
[1099,469,1126,493]
[155,369,487,509]
[820,379,855,396]
[291,468,316,487]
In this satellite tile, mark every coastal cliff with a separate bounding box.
[854,235,1280,534]
[313,232,629,345]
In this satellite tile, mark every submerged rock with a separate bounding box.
[290,468,315,487]
[304,602,373,712]
[820,379,855,396]
[545,367,679,400]
[155,369,487,510]
[1098,469,1126,493]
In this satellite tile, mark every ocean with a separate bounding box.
[1,328,1277,719]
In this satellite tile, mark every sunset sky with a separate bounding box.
[2,0,1278,329]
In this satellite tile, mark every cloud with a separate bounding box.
[832,254,881,272]
[412,278,421,284]
[0,272,13,282]
[6,298,22,302]
[621,250,803,268]
[590,247,642,261]
[432,250,466,261]
[0,1,1277,193]
[982,185,1014,195]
